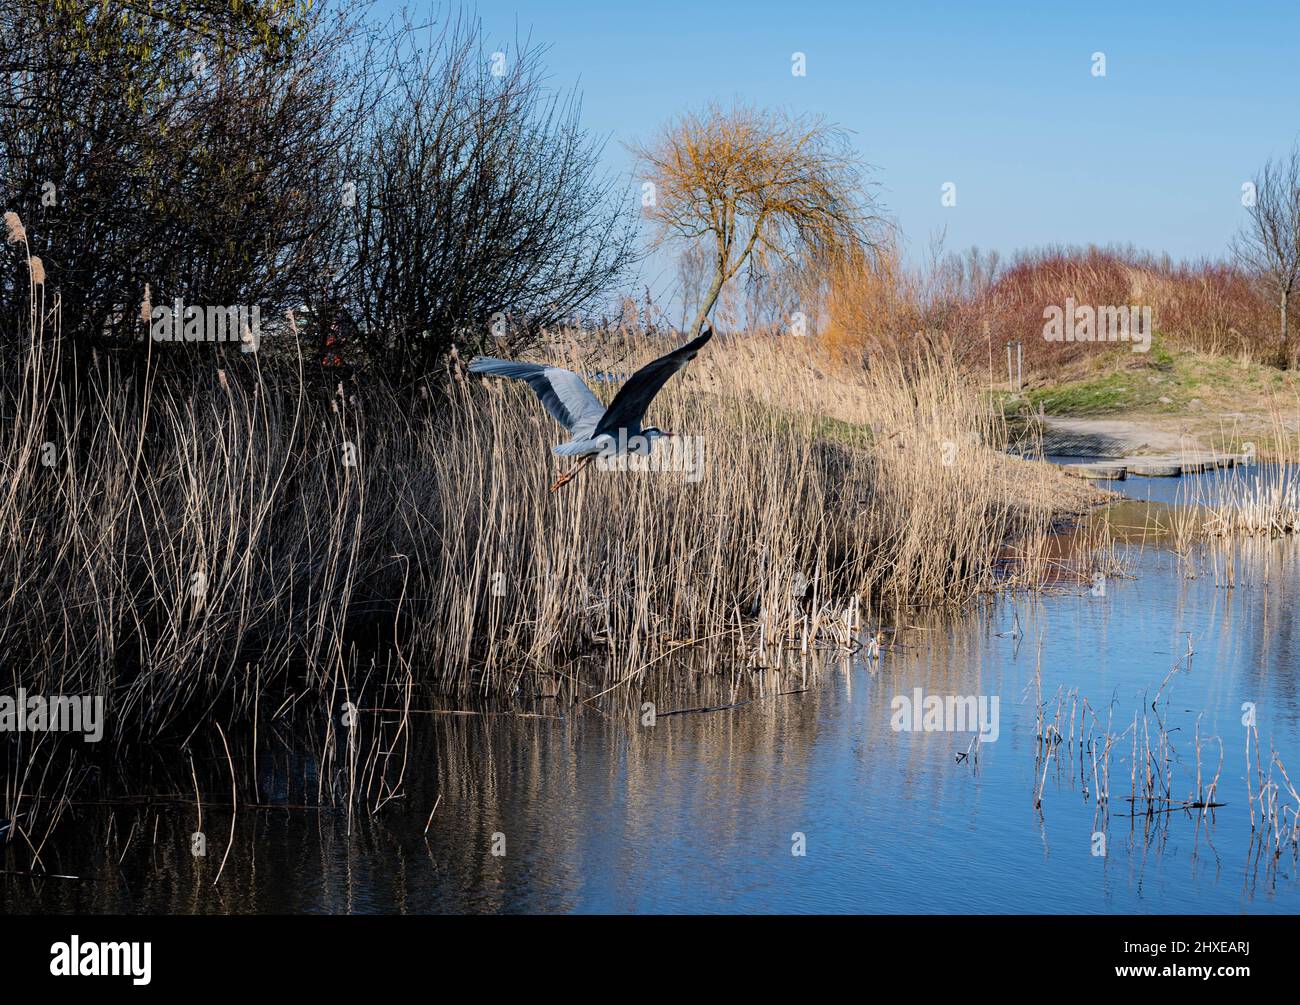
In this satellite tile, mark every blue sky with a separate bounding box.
[377,1,1300,301]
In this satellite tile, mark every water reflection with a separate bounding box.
[5,535,1300,914]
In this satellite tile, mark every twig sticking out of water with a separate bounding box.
[423,792,442,836]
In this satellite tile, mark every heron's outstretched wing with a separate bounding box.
[594,326,713,436]
[467,358,606,437]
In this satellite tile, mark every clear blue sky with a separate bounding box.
[377,0,1300,300]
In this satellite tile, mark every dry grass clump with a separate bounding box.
[1203,467,1300,535]
[1192,409,1300,536]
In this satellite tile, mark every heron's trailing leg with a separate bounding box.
[550,454,595,493]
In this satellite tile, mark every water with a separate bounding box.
[6,476,1300,914]
[1046,455,1298,508]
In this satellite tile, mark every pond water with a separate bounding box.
[1046,454,1299,509]
[6,468,1300,914]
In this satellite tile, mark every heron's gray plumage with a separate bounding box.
[594,328,713,438]
[469,327,713,460]
[466,359,606,439]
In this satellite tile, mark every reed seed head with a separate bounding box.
[3,211,27,244]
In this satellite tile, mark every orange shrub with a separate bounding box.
[817,242,1282,375]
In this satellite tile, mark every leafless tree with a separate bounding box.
[0,0,367,351]
[338,14,640,381]
[2,3,637,380]
[1233,146,1300,365]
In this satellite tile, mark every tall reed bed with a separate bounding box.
[426,332,1106,687]
[1,292,1098,844]
[1200,414,1300,536]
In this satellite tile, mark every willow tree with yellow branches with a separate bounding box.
[631,102,880,338]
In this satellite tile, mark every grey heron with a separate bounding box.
[468,326,713,491]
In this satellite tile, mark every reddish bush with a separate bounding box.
[818,242,1282,375]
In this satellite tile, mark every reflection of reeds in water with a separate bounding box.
[5,654,855,912]
[1202,533,1295,590]
[1033,640,1300,877]
[1245,719,1300,863]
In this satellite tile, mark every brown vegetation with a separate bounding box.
[817,243,1282,373]
[0,260,1099,844]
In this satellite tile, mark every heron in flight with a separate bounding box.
[469,326,713,492]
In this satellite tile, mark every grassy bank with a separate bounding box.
[1003,338,1296,417]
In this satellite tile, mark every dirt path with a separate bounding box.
[1040,416,1210,458]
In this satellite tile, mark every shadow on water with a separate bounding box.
[6,470,1300,913]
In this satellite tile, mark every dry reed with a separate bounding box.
[0,266,1100,848]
